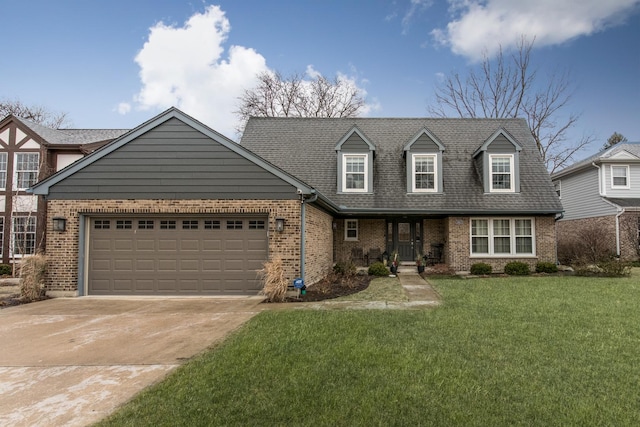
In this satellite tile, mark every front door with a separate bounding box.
[387,220,423,262]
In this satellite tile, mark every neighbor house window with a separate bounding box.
[0,153,7,189]
[489,154,514,192]
[12,216,36,256]
[345,219,358,241]
[412,154,437,192]
[342,154,368,192]
[470,218,534,256]
[554,181,561,198]
[611,165,629,189]
[14,153,39,189]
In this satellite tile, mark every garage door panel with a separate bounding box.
[89,216,267,295]
[158,239,178,251]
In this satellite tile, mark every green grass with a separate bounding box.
[98,274,640,427]
[334,276,408,302]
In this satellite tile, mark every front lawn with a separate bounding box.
[98,274,640,426]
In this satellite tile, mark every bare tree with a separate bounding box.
[603,132,628,150]
[0,98,71,129]
[236,71,366,133]
[428,38,593,173]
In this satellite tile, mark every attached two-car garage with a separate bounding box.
[88,216,268,295]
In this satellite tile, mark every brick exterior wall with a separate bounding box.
[557,214,639,261]
[44,199,302,295]
[446,215,557,273]
[304,204,334,285]
[334,219,386,265]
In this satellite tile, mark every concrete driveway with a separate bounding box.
[0,297,264,427]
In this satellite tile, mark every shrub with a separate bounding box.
[0,263,12,276]
[333,260,356,276]
[470,262,492,275]
[259,257,288,302]
[368,262,389,277]
[20,254,47,301]
[598,260,632,277]
[504,261,530,276]
[535,262,558,274]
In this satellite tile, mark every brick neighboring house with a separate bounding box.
[31,108,561,297]
[551,142,640,261]
[0,114,127,265]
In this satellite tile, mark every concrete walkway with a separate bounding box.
[272,271,441,310]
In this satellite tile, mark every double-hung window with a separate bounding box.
[12,216,36,256]
[343,154,368,192]
[0,153,7,189]
[471,218,534,256]
[611,165,629,189]
[489,154,514,192]
[412,154,437,192]
[345,219,358,241]
[15,153,40,190]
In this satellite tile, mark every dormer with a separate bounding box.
[335,126,375,193]
[473,128,522,193]
[403,128,445,193]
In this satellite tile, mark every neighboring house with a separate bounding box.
[0,114,127,265]
[31,108,561,298]
[551,142,640,261]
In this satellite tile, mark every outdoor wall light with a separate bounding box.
[52,217,67,232]
[275,217,285,232]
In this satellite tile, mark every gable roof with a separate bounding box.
[403,128,445,152]
[241,117,562,215]
[30,108,316,197]
[1,115,129,146]
[473,128,522,157]
[552,142,640,180]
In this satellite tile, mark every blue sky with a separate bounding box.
[1,0,639,158]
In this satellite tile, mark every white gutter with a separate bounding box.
[602,197,625,257]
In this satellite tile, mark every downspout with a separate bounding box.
[300,191,318,282]
[615,208,626,258]
[592,162,604,196]
[554,212,564,265]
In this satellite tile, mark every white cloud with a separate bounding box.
[116,102,131,114]
[432,0,640,61]
[127,5,268,137]
[124,5,375,137]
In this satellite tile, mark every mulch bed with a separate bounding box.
[265,274,372,303]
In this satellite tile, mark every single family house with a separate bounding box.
[551,142,640,261]
[0,114,127,265]
[31,108,562,297]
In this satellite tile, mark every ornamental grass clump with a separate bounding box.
[259,257,288,302]
[20,254,47,301]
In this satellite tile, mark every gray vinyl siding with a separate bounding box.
[410,134,440,151]
[341,133,371,150]
[46,119,299,200]
[486,135,516,152]
[556,168,616,220]
[602,163,640,198]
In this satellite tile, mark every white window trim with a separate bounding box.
[0,152,7,190]
[470,217,536,257]
[13,152,40,191]
[489,154,514,193]
[341,154,368,193]
[344,219,358,241]
[11,216,37,258]
[610,165,630,189]
[412,153,438,193]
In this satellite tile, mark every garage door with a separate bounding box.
[88,216,268,295]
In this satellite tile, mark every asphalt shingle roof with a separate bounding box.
[13,116,129,145]
[241,117,562,215]
[552,142,640,179]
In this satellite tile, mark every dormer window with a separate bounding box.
[335,126,375,194]
[412,154,438,192]
[490,154,514,192]
[343,154,368,192]
[611,165,629,189]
